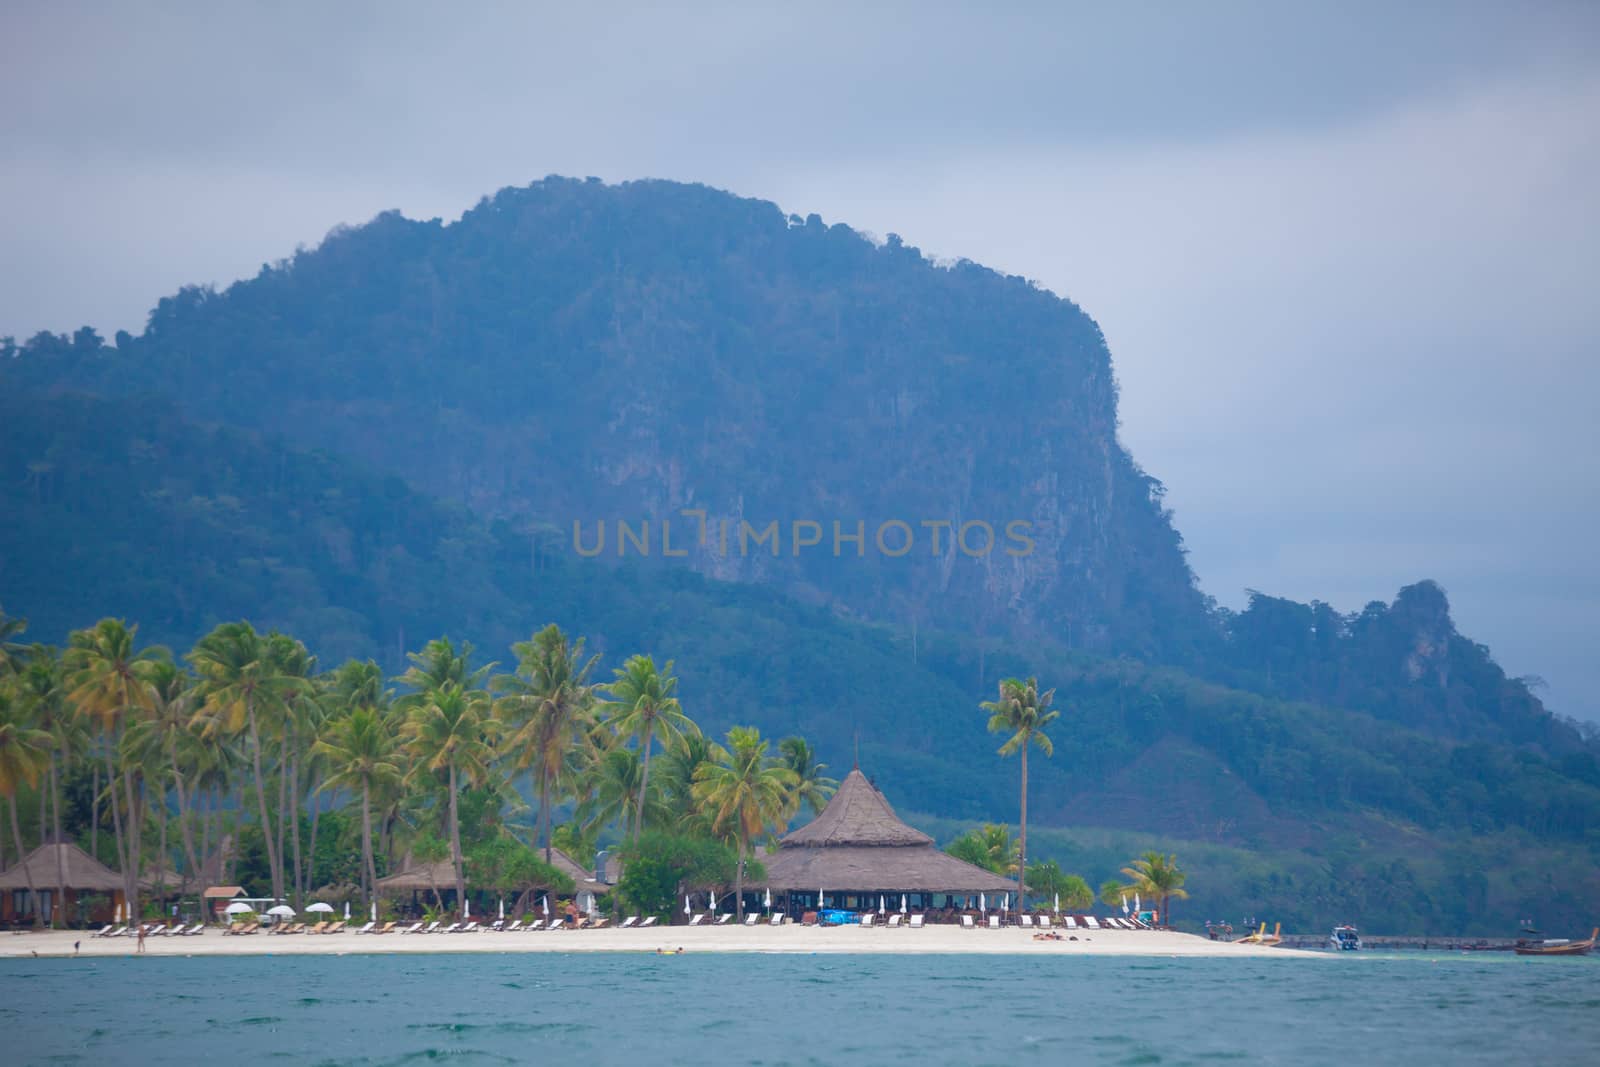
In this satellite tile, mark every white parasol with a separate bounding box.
[464,897,470,919]
[708,891,716,914]
[344,901,351,921]
[1122,893,1129,915]
[684,894,692,915]
[266,905,296,918]
[542,894,550,917]
[900,894,907,914]
[1053,892,1060,915]
[764,888,772,911]
[980,893,986,914]
[498,898,505,920]
[224,901,253,916]
[879,895,886,915]
[307,902,335,914]
[370,901,377,923]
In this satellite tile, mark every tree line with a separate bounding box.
[0,608,837,925]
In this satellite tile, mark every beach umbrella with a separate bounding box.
[1053,892,1060,915]
[818,888,825,910]
[464,897,470,919]
[267,905,296,919]
[764,888,772,912]
[1003,894,1010,912]
[370,902,377,923]
[708,891,716,914]
[344,902,351,921]
[224,901,253,916]
[542,894,550,917]
[684,894,692,915]
[1134,892,1141,915]
[979,893,986,914]
[900,895,908,914]
[879,895,886,915]
[1121,894,1129,915]
[307,902,335,914]
[498,898,505,920]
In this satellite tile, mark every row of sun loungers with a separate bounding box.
[949,914,1149,930]
[92,923,207,938]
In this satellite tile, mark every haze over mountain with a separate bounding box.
[3,178,1597,932]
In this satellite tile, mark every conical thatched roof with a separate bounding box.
[762,767,1015,893]
[0,842,123,892]
[779,769,933,848]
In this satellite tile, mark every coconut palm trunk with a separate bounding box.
[734,840,746,921]
[1017,743,1028,912]
[52,760,65,927]
[448,763,467,919]
[361,783,377,915]
[168,738,201,890]
[246,703,283,902]
[9,795,39,927]
[633,721,654,840]
[539,772,552,864]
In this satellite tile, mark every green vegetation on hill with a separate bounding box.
[3,177,1596,934]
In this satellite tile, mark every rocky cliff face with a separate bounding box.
[45,177,1210,659]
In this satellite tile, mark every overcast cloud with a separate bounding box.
[3,1,1597,718]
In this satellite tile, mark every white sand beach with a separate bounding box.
[2,924,1318,959]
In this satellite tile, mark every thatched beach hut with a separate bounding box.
[759,768,1014,914]
[0,842,126,925]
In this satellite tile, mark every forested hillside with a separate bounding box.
[3,177,1596,932]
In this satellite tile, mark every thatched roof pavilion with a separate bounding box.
[0,842,127,924]
[760,769,1014,900]
[373,855,457,894]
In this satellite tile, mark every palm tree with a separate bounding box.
[313,706,402,914]
[124,659,204,890]
[778,736,838,816]
[692,726,797,920]
[982,676,1058,910]
[403,682,498,919]
[1121,851,1189,927]
[494,625,597,863]
[0,686,52,926]
[599,655,695,840]
[577,746,666,839]
[0,604,27,676]
[187,622,309,904]
[63,619,164,923]
[14,645,78,925]
[945,823,1019,876]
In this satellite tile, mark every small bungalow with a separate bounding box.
[758,768,1015,915]
[0,842,127,926]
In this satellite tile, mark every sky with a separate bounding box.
[4,1,1598,719]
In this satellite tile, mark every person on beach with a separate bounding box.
[136,924,147,954]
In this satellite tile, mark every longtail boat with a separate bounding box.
[1514,927,1596,956]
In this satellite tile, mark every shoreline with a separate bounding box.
[1,926,1320,959]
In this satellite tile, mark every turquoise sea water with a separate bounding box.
[4,952,1598,1065]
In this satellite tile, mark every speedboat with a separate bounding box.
[1329,925,1361,951]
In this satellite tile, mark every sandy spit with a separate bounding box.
[1,925,1319,959]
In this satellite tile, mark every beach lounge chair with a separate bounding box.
[307,922,328,935]
[526,919,548,931]
[1060,915,1078,930]
[460,921,481,933]
[224,922,244,935]
[886,914,903,928]
[909,914,925,928]
[860,913,876,928]
[503,920,524,932]
[322,921,345,934]
[961,914,976,929]
[1084,916,1102,929]
[546,917,567,930]
[436,922,459,934]
[715,914,733,925]
[241,922,261,934]
[1037,915,1052,929]
[590,917,610,929]
[689,913,707,926]
[488,920,504,932]
[1019,914,1034,928]
[769,912,784,926]
[185,923,207,935]
[987,915,1001,929]
[640,916,659,928]
[352,921,376,934]
[143,924,168,936]
[92,924,114,938]
[619,915,638,929]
